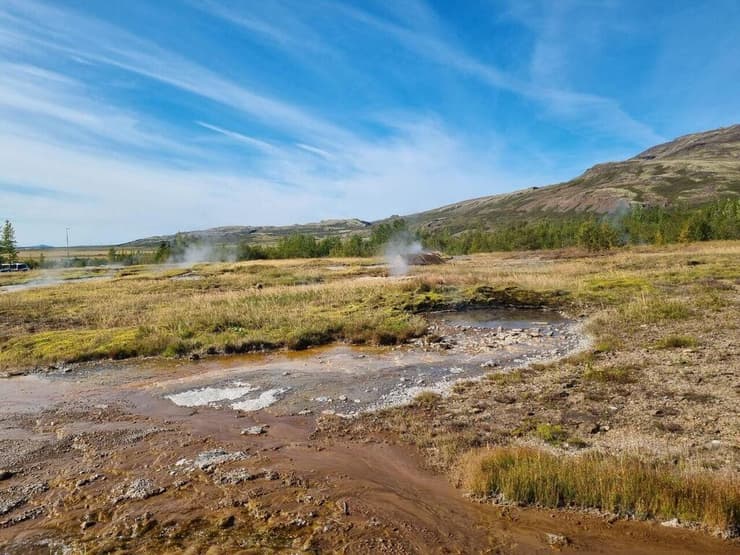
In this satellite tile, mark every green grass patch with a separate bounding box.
[585,276,652,302]
[618,296,692,325]
[534,423,569,446]
[462,447,739,532]
[656,335,698,349]
[583,365,637,384]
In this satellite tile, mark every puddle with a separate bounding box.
[429,307,566,329]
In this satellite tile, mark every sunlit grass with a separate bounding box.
[461,446,739,533]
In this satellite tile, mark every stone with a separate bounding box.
[218,514,235,528]
[661,518,680,528]
[122,478,165,501]
[545,532,569,548]
[192,450,247,470]
[241,426,267,436]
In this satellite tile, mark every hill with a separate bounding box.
[403,124,740,233]
[123,125,740,246]
[123,219,371,248]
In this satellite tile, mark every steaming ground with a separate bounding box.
[384,234,424,276]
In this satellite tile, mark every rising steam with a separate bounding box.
[384,232,424,276]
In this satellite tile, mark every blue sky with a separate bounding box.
[1,0,739,245]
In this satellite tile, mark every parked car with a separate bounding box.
[0,263,30,272]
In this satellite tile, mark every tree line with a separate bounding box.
[3,199,738,268]
[420,198,740,254]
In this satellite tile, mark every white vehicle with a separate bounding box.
[0,263,30,272]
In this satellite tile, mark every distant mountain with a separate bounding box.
[123,125,740,246]
[123,219,372,248]
[402,125,740,233]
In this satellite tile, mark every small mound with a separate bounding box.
[403,252,445,266]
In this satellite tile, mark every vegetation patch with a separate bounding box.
[413,391,442,409]
[656,334,698,349]
[534,423,569,446]
[461,447,739,533]
[583,365,637,384]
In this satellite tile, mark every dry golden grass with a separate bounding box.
[460,447,739,533]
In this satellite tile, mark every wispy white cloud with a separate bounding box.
[295,143,334,160]
[0,62,207,159]
[0,0,351,146]
[195,121,278,153]
[191,0,332,56]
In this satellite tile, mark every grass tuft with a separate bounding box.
[413,391,442,408]
[583,365,637,384]
[656,334,698,349]
[461,447,739,533]
[534,423,569,446]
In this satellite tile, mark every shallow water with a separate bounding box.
[429,307,566,329]
[1,309,583,419]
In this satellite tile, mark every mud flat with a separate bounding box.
[1,308,737,554]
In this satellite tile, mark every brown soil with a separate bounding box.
[1,371,737,554]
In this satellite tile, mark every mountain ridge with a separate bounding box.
[124,125,740,246]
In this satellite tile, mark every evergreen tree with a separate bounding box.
[1,220,18,263]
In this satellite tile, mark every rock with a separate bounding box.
[297,409,313,415]
[216,470,255,485]
[121,478,165,501]
[218,514,235,529]
[338,395,348,402]
[545,532,569,548]
[192,450,247,471]
[661,518,681,528]
[241,426,267,436]
[336,499,350,515]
